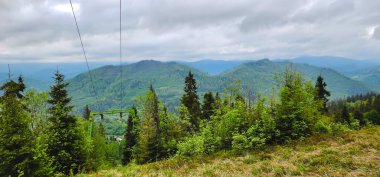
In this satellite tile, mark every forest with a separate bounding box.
[0,66,379,176]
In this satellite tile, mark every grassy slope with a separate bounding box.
[80,127,380,177]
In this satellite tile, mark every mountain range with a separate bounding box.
[67,58,374,111]
[1,56,379,111]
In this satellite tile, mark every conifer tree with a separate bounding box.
[341,105,351,125]
[202,92,215,120]
[180,71,201,131]
[0,76,35,176]
[150,85,161,135]
[83,105,91,120]
[123,106,138,165]
[136,86,163,164]
[46,71,86,175]
[314,75,330,112]
[276,67,320,142]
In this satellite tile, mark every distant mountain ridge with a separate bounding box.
[67,59,372,111]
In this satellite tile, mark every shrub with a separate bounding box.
[314,120,332,134]
[232,134,249,153]
[177,135,205,156]
[201,125,221,154]
[330,123,350,134]
[364,110,380,125]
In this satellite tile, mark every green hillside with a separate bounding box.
[222,59,370,98]
[68,59,371,111]
[349,66,380,91]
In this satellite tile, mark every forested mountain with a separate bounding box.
[67,59,371,111]
[180,60,247,75]
[347,66,380,91]
[289,56,380,73]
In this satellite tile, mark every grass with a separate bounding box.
[79,126,380,177]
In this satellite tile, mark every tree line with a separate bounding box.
[1,67,379,176]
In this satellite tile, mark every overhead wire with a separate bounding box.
[119,0,124,112]
[69,0,103,112]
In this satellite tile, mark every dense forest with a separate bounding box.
[0,66,379,176]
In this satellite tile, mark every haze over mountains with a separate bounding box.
[1,56,379,111]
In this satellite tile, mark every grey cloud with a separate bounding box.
[0,0,379,63]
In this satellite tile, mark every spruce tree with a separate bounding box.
[83,105,91,120]
[201,92,215,120]
[122,106,138,165]
[341,105,351,125]
[46,71,86,175]
[150,85,160,135]
[136,86,163,164]
[180,71,201,131]
[0,76,35,176]
[353,110,365,126]
[314,75,330,112]
[276,67,320,142]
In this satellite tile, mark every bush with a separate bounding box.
[249,137,266,149]
[201,125,221,154]
[364,110,380,125]
[350,119,361,130]
[330,123,350,135]
[177,135,205,156]
[232,134,249,153]
[314,120,332,134]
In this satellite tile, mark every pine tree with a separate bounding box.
[315,75,331,113]
[201,92,215,120]
[0,76,35,176]
[180,71,201,131]
[83,105,91,120]
[122,106,138,165]
[46,71,86,175]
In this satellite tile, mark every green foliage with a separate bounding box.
[315,75,331,112]
[32,137,55,176]
[123,106,138,165]
[177,135,205,156]
[201,92,215,120]
[83,105,91,120]
[25,89,49,137]
[87,121,107,170]
[330,123,351,134]
[180,71,201,131]
[46,71,88,175]
[314,120,332,134]
[246,99,279,146]
[213,109,242,148]
[0,77,36,176]
[135,86,164,164]
[275,67,321,142]
[200,124,220,154]
[363,110,380,125]
[231,134,250,153]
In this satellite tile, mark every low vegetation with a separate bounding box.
[80,126,380,177]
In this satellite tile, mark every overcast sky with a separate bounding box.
[0,0,379,63]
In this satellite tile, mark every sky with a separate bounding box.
[0,0,379,63]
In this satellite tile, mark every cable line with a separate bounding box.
[119,0,124,113]
[69,0,103,112]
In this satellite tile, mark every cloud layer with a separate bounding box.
[0,0,379,63]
